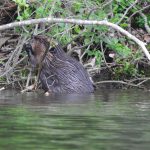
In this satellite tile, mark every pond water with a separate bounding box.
[0,89,150,150]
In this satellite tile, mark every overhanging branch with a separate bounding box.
[0,17,149,60]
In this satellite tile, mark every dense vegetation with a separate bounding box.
[0,0,150,90]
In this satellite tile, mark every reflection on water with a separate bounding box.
[0,89,150,150]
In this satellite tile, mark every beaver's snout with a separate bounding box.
[24,43,34,57]
[24,42,38,68]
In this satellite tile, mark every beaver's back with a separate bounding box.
[24,35,94,94]
[40,44,94,93]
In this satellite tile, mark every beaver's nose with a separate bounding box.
[23,43,34,56]
[23,43,31,50]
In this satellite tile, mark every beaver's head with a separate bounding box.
[24,35,51,68]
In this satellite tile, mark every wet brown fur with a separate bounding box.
[24,35,94,94]
[29,35,53,65]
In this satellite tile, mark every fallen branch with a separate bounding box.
[0,17,150,60]
[95,80,144,89]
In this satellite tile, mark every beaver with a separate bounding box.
[24,35,94,94]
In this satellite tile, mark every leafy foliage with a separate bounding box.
[104,38,132,58]
[11,0,150,81]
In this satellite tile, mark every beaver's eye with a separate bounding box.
[49,47,55,53]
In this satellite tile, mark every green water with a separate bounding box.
[0,89,150,150]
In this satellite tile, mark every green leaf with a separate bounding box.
[74,25,81,34]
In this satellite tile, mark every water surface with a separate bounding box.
[0,89,150,150]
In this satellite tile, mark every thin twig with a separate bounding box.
[100,41,109,68]
[87,0,113,19]
[139,12,150,34]
[25,68,32,88]
[137,79,149,86]
[128,4,150,32]
[117,0,139,24]
[128,4,150,20]
[127,77,150,83]
[80,34,94,62]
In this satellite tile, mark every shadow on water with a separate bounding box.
[0,89,150,150]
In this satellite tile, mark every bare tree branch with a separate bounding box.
[95,80,144,89]
[0,17,150,60]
